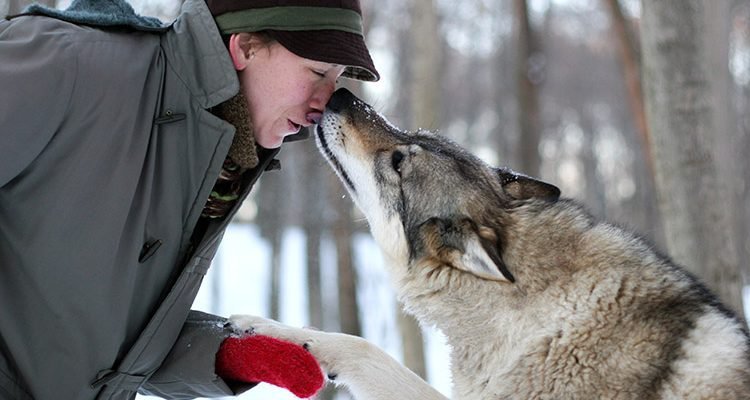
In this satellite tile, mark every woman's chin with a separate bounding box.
[255,134,285,149]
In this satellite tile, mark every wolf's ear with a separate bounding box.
[420,217,515,283]
[496,168,560,202]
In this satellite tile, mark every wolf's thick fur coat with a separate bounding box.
[233,89,750,400]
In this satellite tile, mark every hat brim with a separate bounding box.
[267,29,380,82]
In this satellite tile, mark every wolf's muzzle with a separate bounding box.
[326,88,360,114]
[317,96,357,193]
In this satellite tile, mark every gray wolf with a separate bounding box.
[232,88,750,399]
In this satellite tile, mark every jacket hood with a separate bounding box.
[22,0,239,109]
[22,0,167,31]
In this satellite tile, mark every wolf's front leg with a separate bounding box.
[230,315,448,400]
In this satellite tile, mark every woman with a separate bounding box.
[0,0,378,399]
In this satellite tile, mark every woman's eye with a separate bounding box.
[312,69,326,78]
[391,150,405,173]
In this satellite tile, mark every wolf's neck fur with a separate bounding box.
[392,199,595,328]
[390,199,656,389]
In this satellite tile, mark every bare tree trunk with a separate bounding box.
[603,0,664,247]
[708,1,746,292]
[302,143,325,329]
[514,0,542,177]
[410,0,441,130]
[740,4,750,293]
[257,170,285,321]
[603,0,654,179]
[743,81,750,288]
[640,0,744,317]
[7,0,25,15]
[333,197,360,337]
[306,228,323,328]
[267,233,282,321]
[492,9,515,169]
[397,307,427,378]
[579,111,607,218]
[392,22,414,130]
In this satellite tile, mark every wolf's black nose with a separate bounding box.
[327,88,358,113]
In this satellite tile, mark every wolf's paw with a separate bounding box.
[229,315,283,334]
[229,315,318,346]
[229,316,334,372]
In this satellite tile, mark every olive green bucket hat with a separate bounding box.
[206,0,380,81]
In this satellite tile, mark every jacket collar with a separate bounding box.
[163,0,239,109]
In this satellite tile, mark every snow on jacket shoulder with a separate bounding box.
[0,0,267,399]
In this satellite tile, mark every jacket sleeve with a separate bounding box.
[140,310,258,398]
[0,17,77,187]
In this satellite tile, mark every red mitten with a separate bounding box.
[216,335,325,398]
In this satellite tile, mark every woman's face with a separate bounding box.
[232,35,346,148]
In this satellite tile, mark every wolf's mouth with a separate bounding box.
[316,125,356,193]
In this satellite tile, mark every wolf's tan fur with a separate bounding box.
[232,89,750,400]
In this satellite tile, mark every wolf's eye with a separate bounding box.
[391,150,405,173]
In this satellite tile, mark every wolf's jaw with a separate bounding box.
[315,125,356,193]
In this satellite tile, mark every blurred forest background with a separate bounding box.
[3,0,749,398]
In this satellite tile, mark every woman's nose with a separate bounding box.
[310,79,338,111]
